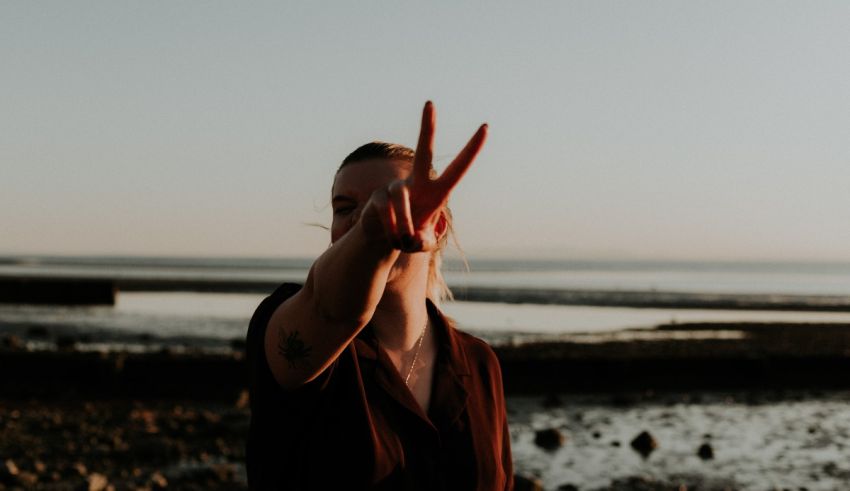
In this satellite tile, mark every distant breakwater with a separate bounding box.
[3,275,850,311]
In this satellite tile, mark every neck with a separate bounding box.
[372,258,430,352]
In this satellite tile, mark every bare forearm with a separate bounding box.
[309,220,399,326]
[264,220,397,389]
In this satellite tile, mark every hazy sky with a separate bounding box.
[2,2,848,261]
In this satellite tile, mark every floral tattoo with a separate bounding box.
[277,328,312,369]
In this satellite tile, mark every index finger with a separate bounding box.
[412,101,435,183]
[433,123,488,199]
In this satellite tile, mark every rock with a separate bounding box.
[557,484,579,491]
[148,471,168,489]
[534,428,565,450]
[610,440,621,447]
[235,390,250,410]
[72,462,88,477]
[698,442,714,460]
[88,472,109,491]
[17,471,38,487]
[592,430,601,439]
[1,335,23,350]
[514,474,544,491]
[630,430,658,458]
[3,460,19,477]
[1,460,20,485]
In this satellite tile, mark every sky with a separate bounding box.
[2,1,849,261]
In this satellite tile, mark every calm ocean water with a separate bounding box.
[2,256,850,350]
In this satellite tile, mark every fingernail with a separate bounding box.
[401,235,413,250]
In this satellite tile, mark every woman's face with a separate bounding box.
[330,159,412,244]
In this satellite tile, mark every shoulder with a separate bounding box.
[248,284,302,335]
[246,283,303,368]
[454,329,501,369]
[446,324,505,392]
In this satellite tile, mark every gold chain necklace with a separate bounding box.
[404,318,429,387]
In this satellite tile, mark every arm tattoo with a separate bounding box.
[277,328,313,369]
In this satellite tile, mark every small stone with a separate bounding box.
[534,428,565,451]
[3,460,19,476]
[557,484,579,491]
[630,430,658,458]
[235,390,250,410]
[1,335,23,350]
[514,474,544,491]
[17,471,38,487]
[610,440,621,447]
[592,430,601,439]
[88,472,109,491]
[149,471,168,489]
[698,442,714,460]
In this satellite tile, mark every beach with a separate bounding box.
[3,258,850,489]
[3,319,850,490]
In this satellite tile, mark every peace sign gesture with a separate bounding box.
[360,101,488,252]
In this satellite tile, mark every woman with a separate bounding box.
[246,102,513,490]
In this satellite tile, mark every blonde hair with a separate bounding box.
[338,142,459,304]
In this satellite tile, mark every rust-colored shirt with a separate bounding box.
[246,283,514,490]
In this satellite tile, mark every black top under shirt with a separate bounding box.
[245,283,513,490]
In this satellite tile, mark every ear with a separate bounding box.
[434,211,448,241]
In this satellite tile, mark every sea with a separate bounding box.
[2,255,850,352]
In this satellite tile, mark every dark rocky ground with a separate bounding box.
[0,396,250,491]
[6,391,848,490]
[3,322,850,490]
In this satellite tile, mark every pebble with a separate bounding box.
[534,428,565,450]
[1,335,23,350]
[630,430,658,458]
[698,442,714,460]
[88,472,109,491]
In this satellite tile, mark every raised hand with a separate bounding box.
[364,101,488,252]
